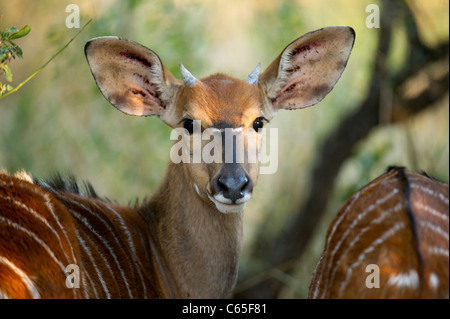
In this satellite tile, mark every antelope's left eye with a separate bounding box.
[182,119,194,134]
[252,117,267,131]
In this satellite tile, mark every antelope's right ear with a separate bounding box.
[259,26,355,119]
[84,36,181,127]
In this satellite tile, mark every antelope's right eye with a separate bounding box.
[182,119,194,134]
[252,117,267,131]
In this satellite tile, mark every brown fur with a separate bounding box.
[309,168,449,299]
[0,172,178,298]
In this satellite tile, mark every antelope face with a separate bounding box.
[174,73,265,213]
[85,26,355,214]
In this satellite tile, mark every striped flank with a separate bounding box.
[309,167,449,299]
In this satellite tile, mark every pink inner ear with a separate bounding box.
[289,41,322,58]
[103,70,164,117]
[87,37,173,117]
[273,34,351,110]
[115,72,164,116]
[118,51,153,68]
[111,52,164,116]
[130,73,162,105]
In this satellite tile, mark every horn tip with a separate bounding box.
[246,62,261,85]
[179,63,197,86]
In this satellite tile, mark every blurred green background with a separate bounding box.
[0,0,448,298]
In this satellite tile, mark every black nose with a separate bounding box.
[212,164,252,204]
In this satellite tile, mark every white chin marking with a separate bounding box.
[193,183,201,196]
[207,193,251,214]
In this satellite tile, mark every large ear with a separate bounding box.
[84,36,181,127]
[259,26,355,118]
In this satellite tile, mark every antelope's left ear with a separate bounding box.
[259,26,355,118]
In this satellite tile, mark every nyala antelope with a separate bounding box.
[1,24,448,300]
[14,25,450,299]
[0,25,354,298]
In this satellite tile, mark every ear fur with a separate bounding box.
[259,26,355,118]
[85,36,181,126]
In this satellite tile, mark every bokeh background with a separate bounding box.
[1,0,448,298]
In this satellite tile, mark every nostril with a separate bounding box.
[218,175,248,193]
[239,176,249,194]
[217,176,229,191]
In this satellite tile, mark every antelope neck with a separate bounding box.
[148,162,244,298]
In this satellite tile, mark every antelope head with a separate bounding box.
[84,26,355,214]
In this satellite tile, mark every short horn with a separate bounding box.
[180,63,197,86]
[245,62,261,85]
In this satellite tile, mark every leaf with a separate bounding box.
[8,25,31,40]
[1,64,13,82]
[0,19,92,100]
[10,43,23,59]
[0,82,14,95]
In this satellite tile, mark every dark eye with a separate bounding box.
[183,119,194,134]
[252,117,266,131]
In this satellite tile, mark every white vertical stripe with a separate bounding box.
[330,188,399,259]
[0,289,10,299]
[428,246,449,257]
[419,220,449,241]
[0,256,41,299]
[69,208,133,298]
[326,202,404,294]
[103,203,148,298]
[337,222,406,297]
[42,192,78,266]
[327,182,397,248]
[414,201,449,223]
[76,228,111,298]
[0,194,72,266]
[76,257,93,299]
[0,216,67,274]
[387,270,419,289]
[409,183,449,205]
[310,254,324,299]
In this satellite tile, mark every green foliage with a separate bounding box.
[0,18,91,100]
[0,20,31,95]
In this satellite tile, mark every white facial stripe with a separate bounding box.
[209,127,243,133]
[193,183,201,196]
